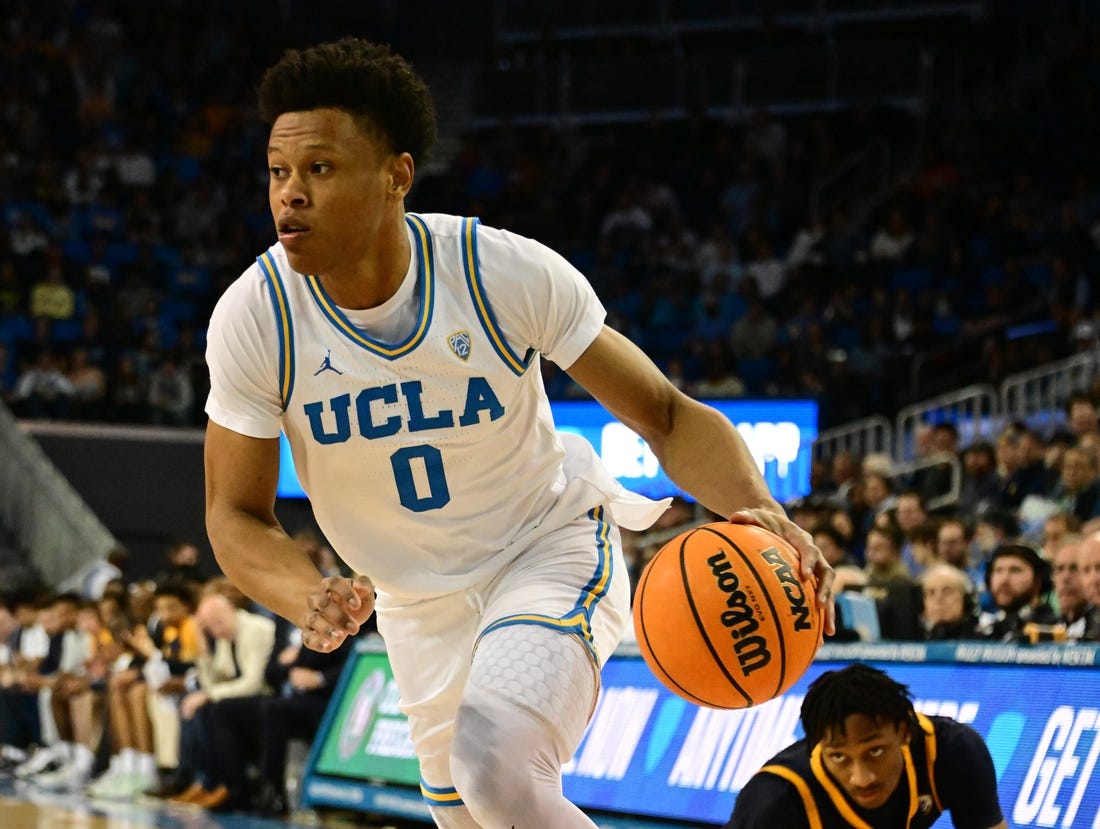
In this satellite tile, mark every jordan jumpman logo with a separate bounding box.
[314,349,343,376]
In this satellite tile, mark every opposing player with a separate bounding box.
[726,663,1007,829]
[203,38,835,829]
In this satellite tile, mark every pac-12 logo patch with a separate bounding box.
[448,331,472,360]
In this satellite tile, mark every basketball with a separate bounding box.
[632,522,822,709]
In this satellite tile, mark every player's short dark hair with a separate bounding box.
[258,37,437,162]
[801,663,917,749]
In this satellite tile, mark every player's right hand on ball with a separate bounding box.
[302,574,375,652]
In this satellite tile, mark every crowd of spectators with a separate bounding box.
[621,392,1100,647]
[0,534,367,814]
[1,3,1099,431]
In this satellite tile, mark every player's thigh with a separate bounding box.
[374,589,482,782]
[478,505,631,670]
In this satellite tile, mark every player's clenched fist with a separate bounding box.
[301,574,375,652]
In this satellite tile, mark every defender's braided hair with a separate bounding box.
[801,663,917,751]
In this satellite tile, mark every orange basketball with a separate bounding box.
[632,521,822,709]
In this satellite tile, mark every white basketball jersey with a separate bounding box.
[206,213,666,599]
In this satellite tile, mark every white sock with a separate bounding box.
[137,752,156,778]
[120,748,136,773]
[72,745,94,773]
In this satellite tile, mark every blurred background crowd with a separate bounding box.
[3,0,1100,817]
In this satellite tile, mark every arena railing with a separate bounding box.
[894,384,1000,461]
[1000,349,1100,430]
[0,401,118,587]
[813,415,894,462]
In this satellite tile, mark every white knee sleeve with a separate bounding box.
[448,624,598,829]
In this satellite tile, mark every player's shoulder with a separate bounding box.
[413,212,545,254]
[729,750,813,829]
[928,714,987,754]
[209,247,284,326]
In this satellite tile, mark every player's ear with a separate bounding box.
[389,152,414,200]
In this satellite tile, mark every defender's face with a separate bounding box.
[267,108,397,279]
[820,714,909,810]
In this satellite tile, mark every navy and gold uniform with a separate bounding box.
[726,714,1005,829]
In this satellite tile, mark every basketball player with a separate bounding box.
[204,38,836,829]
[725,664,1006,829]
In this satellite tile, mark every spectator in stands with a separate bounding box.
[147,352,195,426]
[920,563,981,640]
[108,354,147,423]
[1041,511,1081,557]
[937,516,975,572]
[810,524,855,569]
[10,349,74,419]
[0,590,49,758]
[169,584,276,810]
[1048,446,1100,523]
[863,524,922,641]
[209,623,355,815]
[958,441,1001,517]
[141,583,202,798]
[893,490,927,574]
[907,519,942,575]
[62,545,129,601]
[66,347,108,421]
[154,541,205,589]
[1066,392,1099,440]
[908,423,959,502]
[978,544,1058,642]
[869,206,915,264]
[87,606,160,798]
[1075,534,1100,641]
[33,600,114,790]
[826,451,859,506]
[1052,539,1100,641]
[995,428,1047,510]
[12,593,88,780]
[28,258,76,321]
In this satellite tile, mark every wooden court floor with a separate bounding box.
[0,777,412,829]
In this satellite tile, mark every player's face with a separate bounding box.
[267,108,405,281]
[820,714,909,810]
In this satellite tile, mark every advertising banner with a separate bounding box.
[279,398,818,503]
[304,644,1100,828]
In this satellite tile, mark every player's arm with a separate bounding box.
[933,720,1007,829]
[723,771,812,829]
[204,421,373,652]
[566,325,835,628]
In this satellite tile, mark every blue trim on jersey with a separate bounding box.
[474,506,613,663]
[303,215,435,359]
[258,251,295,409]
[461,217,533,376]
[420,780,464,807]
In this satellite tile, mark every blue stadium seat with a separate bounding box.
[835,591,881,641]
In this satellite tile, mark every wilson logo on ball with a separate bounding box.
[759,546,813,632]
[707,550,772,676]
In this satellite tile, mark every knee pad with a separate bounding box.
[449,624,599,828]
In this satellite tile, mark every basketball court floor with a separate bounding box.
[0,777,416,829]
